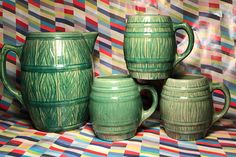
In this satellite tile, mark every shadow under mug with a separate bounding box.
[89,74,158,141]
[160,74,231,140]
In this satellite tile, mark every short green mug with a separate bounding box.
[0,32,98,132]
[124,14,194,80]
[160,74,231,140]
[89,75,158,141]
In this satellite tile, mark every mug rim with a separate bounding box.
[127,14,172,22]
[128,14,169,17]
[92,74,135,88]
[163,74,209,91]
[170,74,206,80]
[26,31,98,38]
[95,74,131,80]
[166,74,207,83]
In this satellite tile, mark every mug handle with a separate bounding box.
[173,23,194,66]
[0,44,25,108]
[138,85,158,125]
[210,83,231,125]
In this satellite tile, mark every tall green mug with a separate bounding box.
[89,75,158,141]
[0,32,98,132]
[124,14,194,80]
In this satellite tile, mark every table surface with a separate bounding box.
[0,110,235,157]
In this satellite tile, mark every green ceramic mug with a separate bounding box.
[89,75,158,141]
[0,32,98,132]
[160,74,231,140]
[124,14,194,80]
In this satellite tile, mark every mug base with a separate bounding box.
[34,122,86,132]
[129,71,170,80]
[165,130,207,141]
[95,130,137,141]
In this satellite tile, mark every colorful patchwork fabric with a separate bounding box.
[0,0,236,114]
[0,0,236,156]
[0,111,236,157]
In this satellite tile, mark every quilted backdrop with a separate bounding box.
[0,0,236,157]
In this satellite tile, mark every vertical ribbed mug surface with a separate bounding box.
[89,75,158,141]
[0,32,98,132]
[124,14,194,80]
[160,74,230,140]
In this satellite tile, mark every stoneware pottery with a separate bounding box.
[0,32,98,132]
[124,14,194,80]
[89,75,158,141]
[160,74,231,140]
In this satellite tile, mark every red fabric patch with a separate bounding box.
[160,136,178,144]
[28,0,40,7]
[196,141,221,147]
[16,35,25,43]
[0,104,9,111]
[41,25,55,32]
[112,142,127,147]
[86,17,98,27]
[221,46,234,55]
[143,129,159,134]
[34,131,47,136]
[10,140,22,145]
[99,47,112,57]
[49,146,64,152]
[135,6,146,12]
[160,145,180,153]
[7,54,16,62]
[211,56,221,61]
[2,2,15,12]
[91,141,112,147]
[84,148,107,156]
[110,22,125,31]
[64,9,73,15]
[56,26,65,32]
[59,136,73,143]
[73,0,85,9]
[55,0,64,4]
[15,121,29,127]
[16,19,28,28]
[124,150,140,156]
[101,0,109,5]
[111,38,123,46]
[209,3,219,8]
[0,141,7,145]
[12,149,25,154]
[199,149,226,156]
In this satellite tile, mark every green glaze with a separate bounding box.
[0,32,98,132]
[160,74,231,140]
[124,14,194,80]
[89,75,158,141]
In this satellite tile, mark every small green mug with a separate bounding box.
[124,14,194,80]
[89,75,158,141]
[160,74,231,140]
